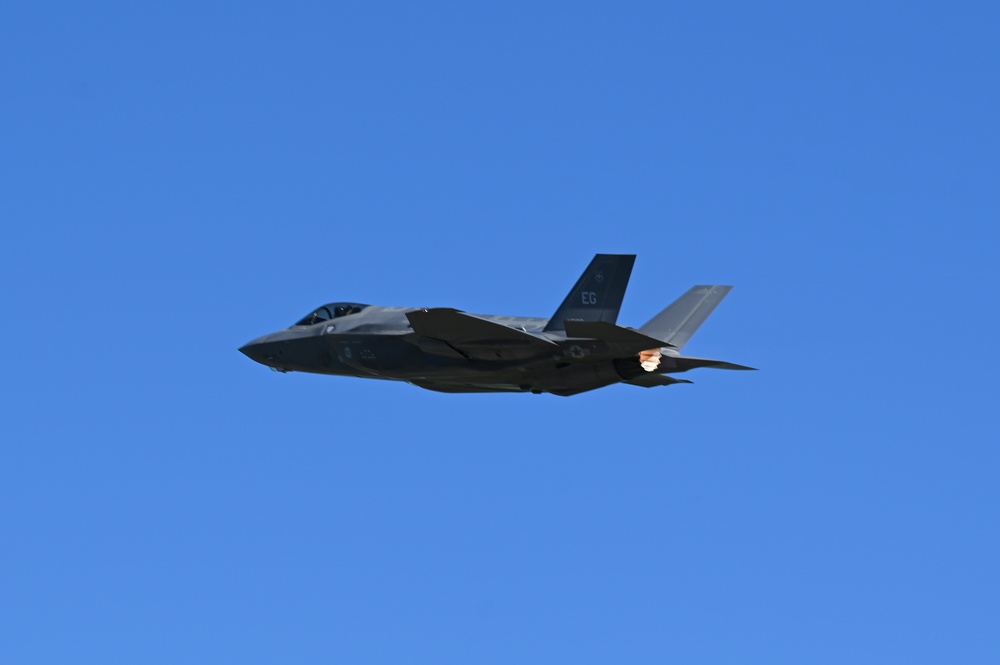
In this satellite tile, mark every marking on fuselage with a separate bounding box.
[581,291,598,305]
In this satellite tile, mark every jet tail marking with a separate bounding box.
[639,285,732,349]
[544,254,635,332]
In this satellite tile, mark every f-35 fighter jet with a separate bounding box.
[239,255,754,396]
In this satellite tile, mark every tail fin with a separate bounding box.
[544,254,635,332]
[638,285,732,349]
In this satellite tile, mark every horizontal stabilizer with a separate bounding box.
[406,308,555,360]
[669,355,757,372]
[640,285,732,349]
[625,374,693,388]
[563,320,673,353]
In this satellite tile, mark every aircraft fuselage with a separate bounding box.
[239,254,753,396]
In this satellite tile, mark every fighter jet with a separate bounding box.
[239,254,754,396]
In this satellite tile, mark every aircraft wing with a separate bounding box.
[406,308,557,361]
[408,380,526,394]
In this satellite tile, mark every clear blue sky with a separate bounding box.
[2,2,998,662]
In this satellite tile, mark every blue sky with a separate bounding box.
[2,2,998,662]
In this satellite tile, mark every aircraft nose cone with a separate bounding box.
[239,337,270,364]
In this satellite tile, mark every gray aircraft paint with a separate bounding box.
[239,254,754,396]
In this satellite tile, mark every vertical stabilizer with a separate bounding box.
[544,254,635,332]
[638,285,732,349]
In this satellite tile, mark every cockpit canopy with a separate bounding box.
[295,302,368,326]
